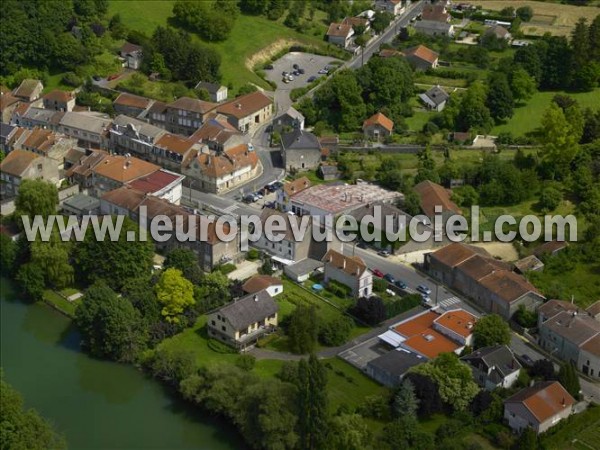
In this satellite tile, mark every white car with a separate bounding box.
[386,288,396,297]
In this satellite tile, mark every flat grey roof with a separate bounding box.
[62,194,100,211]
[285,258,323,277]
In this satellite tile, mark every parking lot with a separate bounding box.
[264,52,342,113]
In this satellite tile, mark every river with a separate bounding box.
[0,278,243,450]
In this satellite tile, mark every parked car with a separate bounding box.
[394,280,408,290]
[417,284,432,295]
[298,68,305,74]
[372,269,384,278]
[264,201,275,209]
[318,68,329,75]
[265,64,274,70]
[356,241,367,249]
[92,75,101,81]
[293,63,299,70]
[254,191,263,200]
[292,70,300,76]
[383,273,396,284]
[243,194,256,203]
[282,71,288,76]
[307,76,317,83]
[107,74,120,81]
[421,294,432,307]
[518,354,535,368]
[386,289,396,297]
[288,75,295,81]
[378,250,390,258]
[282,78,290,84]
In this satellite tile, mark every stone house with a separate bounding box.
[12,79,43,102]
[281,129,322,171]
[402,45,440,70]
[149,97,217,136]
[216,91,274,134]
[206,290,279,349]
[113,92,154,118]
[374,0,405,16]
[419,86,449,111]
[42,90,76,112]
[273,107,305,132]
[326,22,355,48]
[363,112,394,141]
[194,82,228,103]
[120,42,143,70]
[461,345,521,390]
[255,208,313,264]
[276,176,311,213]
[0,149,60,196]
[414,20,455,37]
[322,249,372,298]
[504,382,574,434]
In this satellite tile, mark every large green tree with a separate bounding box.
[510,67,537,103]
[393,378,420,420]
[410,353,480,411]
[15,179,58,222]
[29,231,73,290]
[0,373,66,449]
[558,362,580,398]
[325,413,372,450]
[74,216,154,291]
[296,355,328,450]
[313,70,366,132]
[164,248,203,284]
[486,72,514,122]
[473,314,511,349]
[288,305,318,354]
[456,82,493,133]
[75,282,147,362]
[155,268,195,323]
[539,102,582,179]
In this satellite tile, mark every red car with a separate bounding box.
[371,269,384,278]
[107,74,120,81]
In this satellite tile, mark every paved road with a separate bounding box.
[346,3,424,70]
[343,245,481,315]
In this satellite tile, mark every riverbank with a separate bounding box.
[0,278,244,450]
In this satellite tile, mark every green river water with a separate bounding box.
[0,278,242,450]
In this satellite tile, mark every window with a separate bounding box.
[221,325,226,332]
[211,320,215,326]
[217,314,221,320]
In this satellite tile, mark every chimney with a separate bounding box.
[236,103,242,110]
[254,294,258,302]
[561,397,566,407]
[342,259,346,269]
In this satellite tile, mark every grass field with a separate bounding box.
[468,1,599,36]
[492,89,600,136]
[107,1,332,90]
[42,290,79,318]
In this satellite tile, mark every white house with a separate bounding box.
[322,249,372,298]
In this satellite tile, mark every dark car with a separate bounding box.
[292,70,300,76]
[307,76,317,83]
[293,63,299,70]
[298,68,305,74]
[243,194,256,203]
[394,280,408,290]
[265,64,274,70]
[383,273,396,284]
[378,250,390,258]
[282,71,288,77]
[92,75,101,81]
[372,269,385,278]
[356,241,367,249]
[518,354,535,368]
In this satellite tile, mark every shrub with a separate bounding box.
[373,278,388,293]
[318,315,353,346]
[216,263,236,275]
[246,248,260,260]
[62,72,83,87]
[235,354,256,371]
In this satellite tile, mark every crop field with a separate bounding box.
[468,1,599,36]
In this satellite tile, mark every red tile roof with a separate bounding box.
[327,22,354,38]
[394,311,460,358]
[363,112,394,132]
[155,133,197,155]
[322,249,367,278]
[434,309,477,338]
[169,97,217,115]
[283,176,311,196]
[0,149,40,176]
[216,91,272,120]
[403,45,439,65]
[242,275,282,294]
[505,381,575,424]
[128,170,181,194]
[93,155,160,183]
[193,144,258,178]
[422,4,450,22]
[43,90,73,103]
[114,92,152,109]
[413,180,461,218]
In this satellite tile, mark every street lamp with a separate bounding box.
[189,179,196,204]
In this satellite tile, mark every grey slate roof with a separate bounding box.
[60,112,112,134]
[62,194,100,212]
[278,107,305,123]
[415,20,453,32]
[0,123,16,140]
[367,349,425,377]
[281,129,321,151]
[113,115,166,140]
[284,258,324,278]
[22,107,56,123]
[420,86,449,107]
[195,82,225,94]
[218,289,278,330]
[461,345,521,382]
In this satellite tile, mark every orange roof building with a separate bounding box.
[363,112,394,134]
[504,381,575,434]
[242,275,283,296]
[402,45,439,70]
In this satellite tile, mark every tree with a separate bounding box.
[296,355,328,450]
[75,282,147,362]
[193,270,231,313]
[393,378,420,420]
[410,353,480,412]
[155,268,195,323]
[74,216,154,291]
[0,373,66,449]
[589,14,600,61]
[164,248,203,284]
[571,18,590,87]
[530,359,556,381]
[371,11,393,34]
[516,6,533,22]
[0,233,17,275]
[510,67,536,103]
[538,185,562,212]
[473,314,511,349]
[28,231,73,289]
[313,70,366,132]
[402,190,422,217]
[380,416,434,450]
[539,103,582,179]
[403,373,444,417]
[239,0,269,15]
[486,72,514,122]
[456,82,493,133]
[318,315,353,346]
[15,263,45,301]
[288,305,318,354]
[351,296,386,326]
[558,363,580,398]
[122,276,161,324]
[15,179,58,221]
[326,413,371,450]
[514,305,537,328]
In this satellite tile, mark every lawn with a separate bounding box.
[492,89,600,136]
[108,1,334,91]
[42,290,80,318]
[405,110,432,132]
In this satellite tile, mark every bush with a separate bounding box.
[326,280,351,298]
[62,72,83,87]
[514,305,537,328]
[235,354,256,371]
[216,263,236,275]
[318,315,353,346]
[246,248,260,260]
[373,278,388,293]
